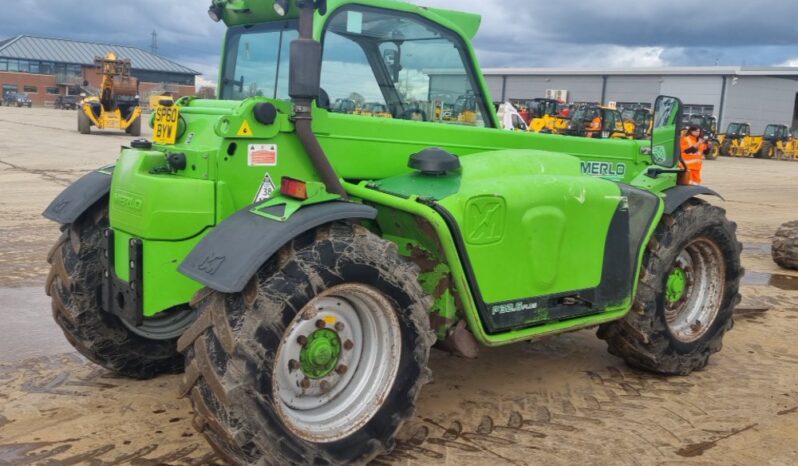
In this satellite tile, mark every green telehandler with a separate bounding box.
[43,0,742,464]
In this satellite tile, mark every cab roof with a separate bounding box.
[217,0,482,40]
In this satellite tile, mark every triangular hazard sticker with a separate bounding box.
[237,120,253,137]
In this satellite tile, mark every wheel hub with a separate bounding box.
[300,328,341,379]
[666,267,688,304]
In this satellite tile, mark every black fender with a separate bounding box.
[179,201,378,293]
[663,185,724,215]
[42,168,114,224]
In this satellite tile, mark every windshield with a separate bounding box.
[221,21,297,100]
[764,125,779,138]
[320,7,489,127]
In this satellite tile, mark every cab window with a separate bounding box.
[321,7,489,127]
[221,21,297,100]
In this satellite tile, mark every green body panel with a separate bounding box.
[434,151,620,304]
[98,0,677,345]
[346,181,661,345]
[112,229,206,317]
[111,149,215,240]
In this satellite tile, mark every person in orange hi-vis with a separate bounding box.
[585,110,602,138]
[680,125,708,185]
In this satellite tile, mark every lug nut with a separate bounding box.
[334,322,345,332]
[300,378,310,389]
[316,319,326,329]
[320,381,330,392]
[288,359,300,372]
[297,335,308,346]
[343,340,354,351]
[336,364,348,375]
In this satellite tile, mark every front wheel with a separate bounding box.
[706,141,720,160]
[598,199,742,375]
[78,110,91,134]
[125,116,141,136]
[179,223,434,465]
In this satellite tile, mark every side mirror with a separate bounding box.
[650,95,683,168]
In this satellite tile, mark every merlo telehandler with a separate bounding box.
[43,1,741,464]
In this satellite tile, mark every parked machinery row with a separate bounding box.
[716,122,798,160]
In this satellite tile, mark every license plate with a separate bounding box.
[153,106,180,144]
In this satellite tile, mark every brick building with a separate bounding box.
[0,35,199,107]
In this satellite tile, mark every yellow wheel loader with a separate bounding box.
[78,52,142,136]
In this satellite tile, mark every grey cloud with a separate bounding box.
[1,0,796,81]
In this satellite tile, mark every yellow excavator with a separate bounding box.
[78,52,142,135]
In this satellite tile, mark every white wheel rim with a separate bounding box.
[273,284,402,443]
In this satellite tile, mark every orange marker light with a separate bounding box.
[280,177,308,200]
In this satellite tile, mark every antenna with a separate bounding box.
[150,31,158,55]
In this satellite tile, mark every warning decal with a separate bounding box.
[248,144,278,166]
[237,120,254,137]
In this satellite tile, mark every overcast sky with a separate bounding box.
[2,0,797,87]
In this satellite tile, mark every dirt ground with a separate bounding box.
[1,106,797,465]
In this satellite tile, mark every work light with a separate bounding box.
[274,0,290,16]
[208,4,223,22]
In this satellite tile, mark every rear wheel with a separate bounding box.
[598,199,742,375]
[126,116,141,136]
[46,202,188,378]
[78,110,91,134]
[179,223,434,465]
[772,221,798,270]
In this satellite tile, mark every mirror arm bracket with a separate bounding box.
[646,167,685,179]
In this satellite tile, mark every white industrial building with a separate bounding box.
[482,67,798,134]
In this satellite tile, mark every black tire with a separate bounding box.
[706,141,720,161]
[45,202,184,379]
[772,221,798,270]
[126,116,141,136]
[720,139,731,157]
[759,141,775,159]
[78,110,91,134]
[179,223,434,465]
[598,199,742,375]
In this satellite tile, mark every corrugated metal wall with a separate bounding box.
[502,76,604,103]
[604,76,661,106]
[723,77,798,134]
[484,72,798,134]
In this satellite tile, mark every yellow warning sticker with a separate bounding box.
[237,120,253,137]
[323,315,337,325]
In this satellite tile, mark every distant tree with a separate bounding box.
[348,92,365,106]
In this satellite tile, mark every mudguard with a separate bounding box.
[42,168,114,224]
[179,201,378,293]
[663,185,724,214]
